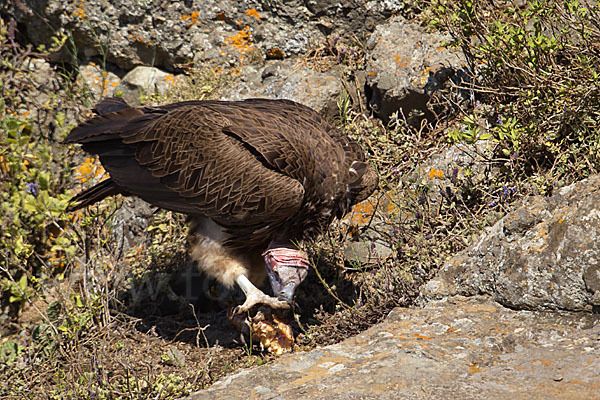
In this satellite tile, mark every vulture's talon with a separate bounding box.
[233,292,290,316]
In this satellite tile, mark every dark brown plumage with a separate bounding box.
[63,97,377,312]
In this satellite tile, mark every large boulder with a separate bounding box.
[423,174,600,312]
[365,16,467,122]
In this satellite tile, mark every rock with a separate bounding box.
[23,58,59,89]
[185,296,600,399]
[365,16,467,122]
[110,197,155,258]
[4,0,403,71]
[162,347,186,367]
[271,66,342,119]
[343,240,391,265]
[410,140,496,219]
[423,174,600,312]
[13,57,87,140]
[220,61,342,118]
[76,63,121,101]
[114,66,180,106]
[339,193,398,265]
[17,58,61,128]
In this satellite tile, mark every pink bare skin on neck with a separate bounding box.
[263,247,309,302]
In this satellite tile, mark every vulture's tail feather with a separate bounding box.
[66,178,124,212]
[61,97,150,145]
[93,97,131,115]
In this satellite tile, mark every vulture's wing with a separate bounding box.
[63,100,308,230]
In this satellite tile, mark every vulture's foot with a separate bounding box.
[232,282,290,315]
[231,275,294,355]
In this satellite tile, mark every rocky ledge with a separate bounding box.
[186,174,600,399]
[187,296,599,399]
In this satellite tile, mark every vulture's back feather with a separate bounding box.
[64,98,378,249]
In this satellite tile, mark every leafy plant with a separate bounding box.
[0,99,78,309]
[426,0,600,187]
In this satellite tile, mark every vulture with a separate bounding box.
[63,97,378,320]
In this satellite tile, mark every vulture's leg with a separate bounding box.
[233,275,290,314]
[232,247,309,314]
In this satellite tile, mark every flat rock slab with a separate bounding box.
[186,296,599,399]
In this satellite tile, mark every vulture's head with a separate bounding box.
[349,160,379,205]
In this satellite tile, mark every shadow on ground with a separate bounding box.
[115,249,364,349]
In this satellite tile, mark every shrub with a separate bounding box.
[425,0,600,188]
[0,99,76,310]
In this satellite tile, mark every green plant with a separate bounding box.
[426,0,600,186]
[0,99,78,309]
[0,340,24,366]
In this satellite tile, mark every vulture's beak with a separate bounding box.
[263,247,310,303]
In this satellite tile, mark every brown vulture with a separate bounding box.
[63,97,377,340]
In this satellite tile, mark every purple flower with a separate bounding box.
[452,168,459,181]
[501,185,514,200]
[26,182,38,196]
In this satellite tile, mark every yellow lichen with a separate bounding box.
[74,157,105,184]
[427,167,444,180]
[267,48,285,59]
[246,8,260,20]
[224,26,253,54]
[393,54,407,68]
[223,26,255,66]
[165,74,178,86]
[181,11,200,25]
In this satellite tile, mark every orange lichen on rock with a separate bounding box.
[181,11,200,25]
[246,8,261,20]
[74,156,105,184]
[349,199,377,226]
[216,12,227,22]
[411,333,432,340]
[165,74,178,86]
[224,26,253,54]
[267,48,285,59]
[346,192,398,228]
[393,54,407,68]
[468,363,482,374]
[427,167,444,180]
[223,26,255,66]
